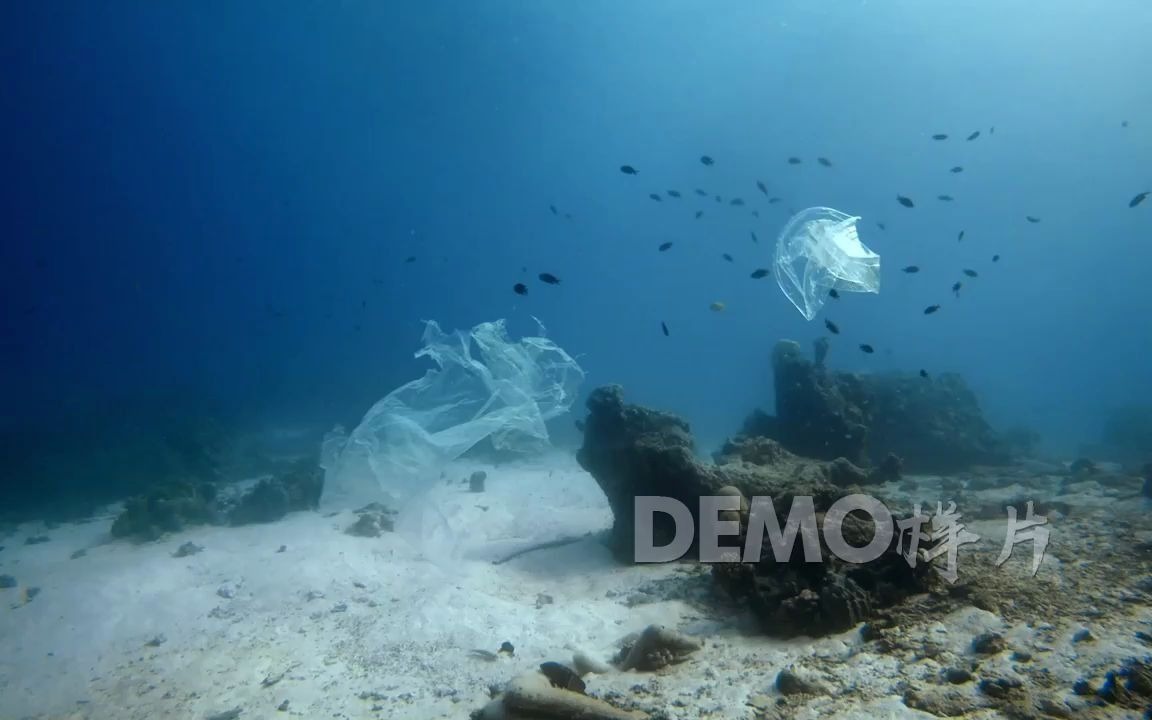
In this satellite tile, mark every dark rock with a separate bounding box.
[230,479,289,525]
[766,340,870,465]
[577,384,927,639]
[776,667,823,695]
[0,574,16,589]
[173,541,203,557]
[616,624,701,671]
[24,535,50,545]
[1095,658,1152,708]
[229,458,323,526]
[1071,628,1095,644]
[746,340,1009,473]
[576,385,722,561]
[111,481,219,541]
[971,632,1006,655]
[469,471,487,493]
[346,503,396,537]
[978,676,1022,698]
[943,667,974,684]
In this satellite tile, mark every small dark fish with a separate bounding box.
[876,222,887,230]
[937,194,954,202]
[404,256,416,263]
[538,272,560,284]
[817,157,832,167]
[649,193,662,202]
[661,321,669,337]
[750,231,759,243]
[992,254,1000,262]
[859,343,875,354]
[1026,216,1041,223]
[950,166,964,173]
[549,204,558,215]
[825,319,840,334]
[966,130,980,141]
[667,190,682,198]
[714,195,721,203]
[962,268,978,278]
[932,133,948,140]
[828,288,840,299]
[920,369,929,379]
[756,180,768,196]
[658,241,673,252]
[957,230,965,242]
[620,165,638,175]
[730,198,745,206]
[750,268,770,279]
[751,210,760,218]
[700,155,714,166]
[564,213,571,220]
[897,195,914,208]
[952,281,962,297]
[695,188,708,196]
[1130,191,1149,208]
[1122,120,1129,128]
[540,662,586,694]
[787,157,802,165]
[902,265,920,273]
[513,283,527,296]
[924,304,940,315]
[768,197,781,204]
[694,210,704,219]
[722,253,734,263]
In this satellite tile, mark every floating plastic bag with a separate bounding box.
[773,207,881,320]
[319,318,585,511]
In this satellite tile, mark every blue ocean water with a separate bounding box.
[3,1,1151,467]
[3,4,1152,718]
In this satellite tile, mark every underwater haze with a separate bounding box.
[3,1,1152,462]
[6,3,1152,719]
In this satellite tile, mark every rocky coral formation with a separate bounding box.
[746,339,1009,473]
[472,668,647,720]
[229,458,323,525]
[111,457,324,540]
[615,624,702,671]
[110,480,219,540]
[576,384,930,638]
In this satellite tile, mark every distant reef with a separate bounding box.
[740,339,1010,474]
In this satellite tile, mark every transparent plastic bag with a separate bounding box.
[773,207,881,320]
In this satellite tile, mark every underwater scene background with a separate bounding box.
[2,2,1152,719]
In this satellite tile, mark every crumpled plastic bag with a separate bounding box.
[774,207,881,320]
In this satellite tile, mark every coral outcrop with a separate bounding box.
[746,339,1009,473]
[576,384,930,638]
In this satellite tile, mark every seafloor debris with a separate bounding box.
[111,458,324,540]
[471,667,647,720]
[615,624,702,671]
[345,503,396,537]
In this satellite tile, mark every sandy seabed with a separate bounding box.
[2,453,1151,720]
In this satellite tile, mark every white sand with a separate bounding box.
[0,457,1120,719]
